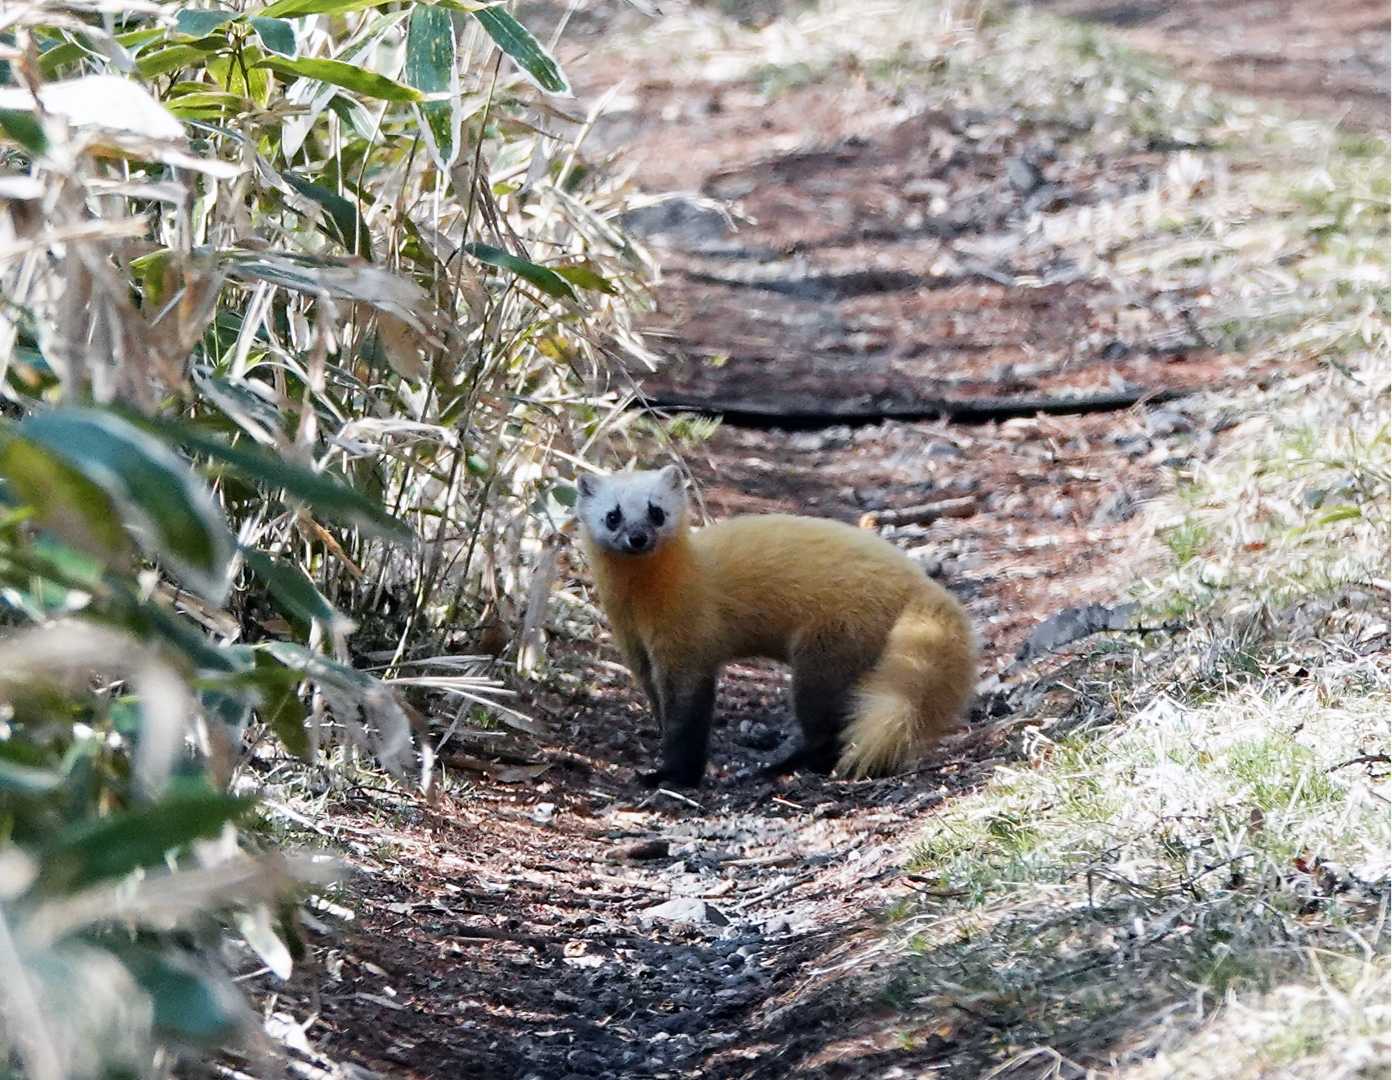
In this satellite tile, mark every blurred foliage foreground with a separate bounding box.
[0,0,652,1072]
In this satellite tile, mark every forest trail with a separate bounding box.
[268,4,1387,1077]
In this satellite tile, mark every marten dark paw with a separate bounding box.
[639,766,703,789]
[762,743,838,778]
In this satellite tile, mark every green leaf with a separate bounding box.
[280,170,372,258]
[118,27,170,52]
[0,108,47,155]
[253,54,421,103]
[0,535,108,619]
[463,243,576,301]
[136,40,228,79]
[242,548,348,631]
[253,654,309,759]
[9,410,236,603]
[256,0,394,16]
[471,6,571,96]
[262,640,376,692]
[202,687,252,733]
[0,756,65,795]
[0,436,132,566]
[28,535,106,592]
[552,263,618,295]
[249,16,297,56]
[119,947,250,1045]
[126,415,413,543]
[100,586,241,674]
[207,49,273,108]
[38,39,87,78]
[41,789,253,890]
[1313,505,1363,526]
[405,4,458,169]
[164,90,245,120]
[173,10,238,37]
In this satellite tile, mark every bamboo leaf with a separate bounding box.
[4,410,236,603]
[248,17,297,57]
[280,169,373,257]
[242,548,351,632]
[257,0,394,16]
[463,243,577,300]
[253,653,310,759]
[219,250,432,330]
[253,54,421,103]
[173,10,237,37]
[118,948,252,1045]
[405,4,459,169]
[0,108,47,154]
[127,414,414,543]
[207,49,274,108]
[41,789,253,890]
[471,6,571,96]
[0,755,65,795]
[136,40,227,78]
[552,262,618,295]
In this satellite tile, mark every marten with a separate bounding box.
[575,466,977,787]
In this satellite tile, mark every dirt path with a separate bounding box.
[265,4,1382,1077]
[1020,0,1389,133]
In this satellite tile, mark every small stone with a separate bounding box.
[907,548,943,577]
[1147,408,1191,436]
[1006,155,1044,194]
[564,1049,604,1072]
[641,898,730,927]
[1091,489,1136,525]
[530,802,556,824]
[1111,433,1151,456]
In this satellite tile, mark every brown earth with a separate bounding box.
[256,4,1385,1078]
[1021,0,1389,133]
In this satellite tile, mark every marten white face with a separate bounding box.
[576,466,688,556]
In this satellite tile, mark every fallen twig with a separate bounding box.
[859,495,977,530]
[1327,753,1391,772]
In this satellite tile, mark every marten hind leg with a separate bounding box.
[763,657,861,777]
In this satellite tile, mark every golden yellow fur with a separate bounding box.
[584,510,976,778]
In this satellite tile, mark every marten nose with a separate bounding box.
[624,529,652,553]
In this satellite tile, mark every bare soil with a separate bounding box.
[1020,0,1389,133]
[260,4,1385,1077]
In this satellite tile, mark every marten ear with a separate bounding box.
[657,465,684,492]
[577,474,599,500]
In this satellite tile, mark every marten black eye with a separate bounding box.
[604,507,622,531]
[648,504,666,526]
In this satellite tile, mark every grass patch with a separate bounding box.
[890,679,1389,1074]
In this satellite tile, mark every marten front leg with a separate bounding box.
[639,670,717,788]
[632,647,660,718]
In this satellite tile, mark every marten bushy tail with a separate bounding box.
[837,592,977,778]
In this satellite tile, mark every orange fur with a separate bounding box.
[584,511,976,777]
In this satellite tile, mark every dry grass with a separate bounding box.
[895,664,1388,1077]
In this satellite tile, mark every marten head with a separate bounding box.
[576,466,688,556]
